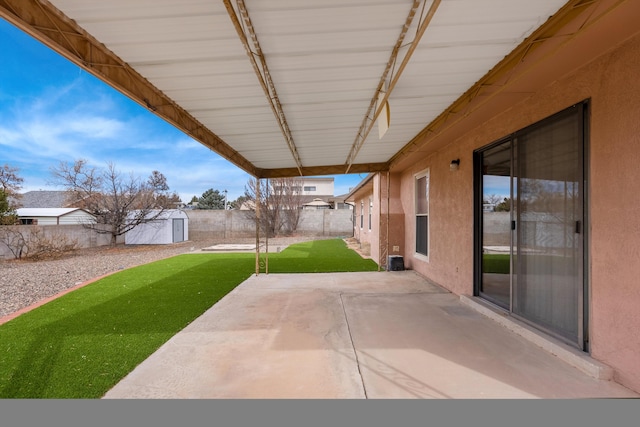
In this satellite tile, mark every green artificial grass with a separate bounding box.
[266,238,378,273]
[482,253,511,274]
[483,253,575,275]
[0,238,377,398]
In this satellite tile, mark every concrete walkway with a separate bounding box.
[104,271,638,399]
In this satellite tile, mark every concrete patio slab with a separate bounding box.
[103,271,638,399]
[201,244,258,252]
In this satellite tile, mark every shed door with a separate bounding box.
[172,218,184,243]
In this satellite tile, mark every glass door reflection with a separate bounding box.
[480,141,512,308]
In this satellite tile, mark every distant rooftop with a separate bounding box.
[13,191,72,208]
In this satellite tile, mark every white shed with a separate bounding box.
[16,208,95,225]
[125,209,189,245]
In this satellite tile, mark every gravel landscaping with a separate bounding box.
[0,235,335,319]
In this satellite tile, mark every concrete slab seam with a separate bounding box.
[338,292,368,399]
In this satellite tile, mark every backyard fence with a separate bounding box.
[1,209,354,260]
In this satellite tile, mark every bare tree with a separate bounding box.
[50,160,172,245]
[0,164,24,198]
[279,177,304,234]
[243,177,303,237]
[484,194,503,205]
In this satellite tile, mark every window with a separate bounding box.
[303,186,316,192]
[368,198,372,230]
[360,201,364,228]
[415,170,429,257]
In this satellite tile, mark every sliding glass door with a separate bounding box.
[476,103,587,348]
[479,140,512,309]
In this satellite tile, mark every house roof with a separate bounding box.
[16,208,93,218]
[345,173,375,202]
[14,191,71,209]
[0,0,594,179]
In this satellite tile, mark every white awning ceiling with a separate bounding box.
[0,0,572,177]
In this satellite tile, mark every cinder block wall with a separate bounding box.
[1,210,354,259]
[186,209,353,240]
[0,224,118,260]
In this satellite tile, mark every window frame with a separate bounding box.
[415,168,430,260]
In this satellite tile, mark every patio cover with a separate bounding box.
[0,0,604,178]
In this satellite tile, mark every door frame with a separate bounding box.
[473,100,590,351]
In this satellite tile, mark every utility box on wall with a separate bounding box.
[388,255,404,271]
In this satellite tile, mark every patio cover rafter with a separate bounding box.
[345,0,441,173]
[388,0,611,170]
[223,0,303,176]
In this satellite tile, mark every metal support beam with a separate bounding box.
[255,178,261,276]
[224,0,304,176]
[345,0,441,173]
[388,0,607,169]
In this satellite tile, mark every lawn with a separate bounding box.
[482,253,510,274]
[0,238,377,398]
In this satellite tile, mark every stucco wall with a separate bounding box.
[395,26,640,391]
[352,190,375,258]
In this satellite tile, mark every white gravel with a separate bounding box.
[0,236,334,318]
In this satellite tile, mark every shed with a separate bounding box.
[125,210,189,245]
[16,208,95,225]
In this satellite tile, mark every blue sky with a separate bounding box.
[0,19,365,203]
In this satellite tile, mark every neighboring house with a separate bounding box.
[16,208,95,225]
[247,177,339,210]
[11,191,71,209]
[124,210,189,245]
[329,194,354,210]
[299,177,333,198]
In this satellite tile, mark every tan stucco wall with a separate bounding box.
[386,173,405,260]
[395,25,640,392]
[352,173,406,267]
[352,187,375,259]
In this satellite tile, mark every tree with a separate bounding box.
[0,190,18,225]
[229,195,249,210]
[0,164,23,225]
[50,159,172,245]
[494,197,511,212]
[145,170,182,208]
[243,177,304,236]
[484,194,503,205]
[0,164,24,198]
[154,191,182,209]
[197,188,226,210]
